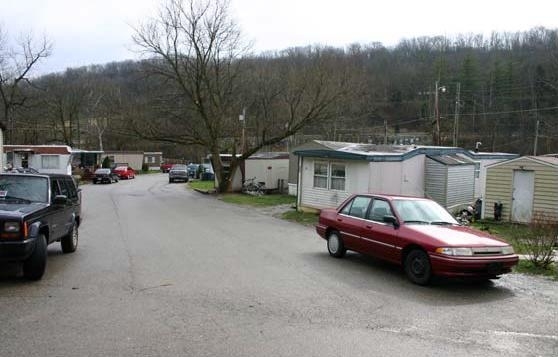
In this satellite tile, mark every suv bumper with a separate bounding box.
[0,237,37,262]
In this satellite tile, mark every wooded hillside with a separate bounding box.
[5,27,558,158]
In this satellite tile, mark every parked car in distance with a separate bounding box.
[160,163,173,173]
[187,164,200,179]
[200,163,215,181]
[316,194,519,285]
[112,166,135,179]
[0,173,81,280]
[169,164,189,183]
[92,168,119,184]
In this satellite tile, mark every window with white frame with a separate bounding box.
[313,161,346,191]
[330,163,346,190]
[41,155,60,169]
[313,161,328,188]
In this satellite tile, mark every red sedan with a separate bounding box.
[316,194,518,285]
[112,166,135,179]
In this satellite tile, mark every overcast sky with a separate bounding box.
[1,0,557,75]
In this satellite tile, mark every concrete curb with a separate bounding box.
[193,188,217,195]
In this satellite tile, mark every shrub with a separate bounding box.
[519,212,557,269]
[101,156,111,168]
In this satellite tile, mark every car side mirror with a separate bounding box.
[53,195,68,205]
[383,215,399,228]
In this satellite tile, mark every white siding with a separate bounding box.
[245,159,289,189]
[369,161,402,194]
[401,155,426,196]
[368,155,425,197]
[299,157,366,209]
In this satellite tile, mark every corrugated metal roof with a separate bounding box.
[294,140,518,162]
[248,152,289,160]
[427,154,475,166]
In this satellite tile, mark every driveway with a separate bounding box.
[0,173,556,356]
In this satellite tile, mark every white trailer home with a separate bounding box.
[293,141,517,211]
[3,145,74,174]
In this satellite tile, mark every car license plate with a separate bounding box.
[487,262,504,274]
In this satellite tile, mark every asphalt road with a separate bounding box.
[1,173,557,357]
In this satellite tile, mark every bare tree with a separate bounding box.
[0,27,51,142]
[86,81,123,151]
[133,0,349,191]
[132,0,244,191]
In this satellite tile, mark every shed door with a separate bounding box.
[511,170,534,222]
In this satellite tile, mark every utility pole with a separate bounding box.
[453,82,461,147]
[384,119,388,144]
[434,81,446,146]
[239,107,246,153]
[434,80,440,146]
[534,120,540,155]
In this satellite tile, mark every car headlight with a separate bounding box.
[435,247,473,256]
[501,245,515,255]
[4,222,20,233]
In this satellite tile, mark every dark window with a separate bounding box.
[341,196,372,219]
[368,199,393,222]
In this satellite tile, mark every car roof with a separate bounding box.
[352,193,431,202]
[0,172,71,179]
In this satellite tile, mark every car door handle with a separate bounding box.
[366,225,372,229]
[337,218,343,222]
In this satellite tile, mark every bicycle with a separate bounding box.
[242,177,266,196]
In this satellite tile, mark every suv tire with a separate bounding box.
[61,222,78,253]
[23,234,47,280]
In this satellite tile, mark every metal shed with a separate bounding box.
[245,152,289,191]
[425,155,475,210]
[484,156,558,223]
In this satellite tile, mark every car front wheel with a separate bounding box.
[23,234,47,280]
[404,249,432,285]
[327,230,346,258]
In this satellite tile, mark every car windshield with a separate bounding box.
[114,166,127,171]
[95,169,110,174]
[0,175,49,203]
[392,199,458,225]
[172,165,187,170]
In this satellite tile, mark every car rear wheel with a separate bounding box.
[404,249,432,285]
[61,221,78,253]
[23,234,47,280]
[327,231,346,258]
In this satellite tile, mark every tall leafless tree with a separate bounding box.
[0,26,51,167]
[133,0,350,191]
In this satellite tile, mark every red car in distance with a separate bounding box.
[316,194,518,285]
[112,166,135,179]
[160,163,173,173]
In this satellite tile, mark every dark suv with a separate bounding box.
[0,173,82,280]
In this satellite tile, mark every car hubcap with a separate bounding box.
[329,235,339,253]
[72,227,78,246]
[411,257,426,276]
